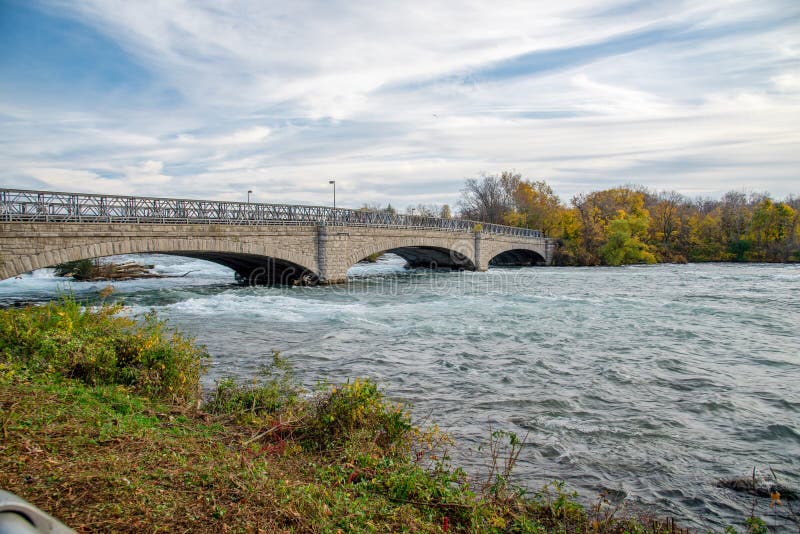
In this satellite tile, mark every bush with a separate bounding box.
[53,259,96,279]
[205,351,301,423]
[0,296,206,404]
[305,378,413,451]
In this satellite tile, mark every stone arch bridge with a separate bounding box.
[0,189,556,285]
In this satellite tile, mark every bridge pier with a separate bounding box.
[474,233,487,271]
[315,225,349,284]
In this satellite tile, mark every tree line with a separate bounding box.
[457,172,800,265]
[355,172,798,265]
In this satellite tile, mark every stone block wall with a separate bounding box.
[0,222,555,283]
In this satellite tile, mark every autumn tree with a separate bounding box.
[504,179,563,235]
[687,211,727,261]
[748,198,797,261]
[648,191,693,262]
[567,187,654,264]
[455,178,798,265]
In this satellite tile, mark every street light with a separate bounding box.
[329,180,336,224]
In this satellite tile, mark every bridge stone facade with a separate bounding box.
[0,221,555,284]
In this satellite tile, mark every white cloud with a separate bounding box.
[177,126,270,146]
[2,0,798,207]
[122,160,172,187]
[21,167,133,194]
[772,73,800,92]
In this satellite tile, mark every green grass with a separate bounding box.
[1,297,704,532]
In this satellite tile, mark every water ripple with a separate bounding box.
[2,259,799,529]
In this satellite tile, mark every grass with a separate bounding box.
[0,296,736,532]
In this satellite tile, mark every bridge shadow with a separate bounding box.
[489,249,547,267]
[355,246,475,271]
[178,252,318,286]
[10,248,544,288]
[18,252,318,287]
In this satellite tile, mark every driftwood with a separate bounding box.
[91,262,164,281]
[54,259,171,281]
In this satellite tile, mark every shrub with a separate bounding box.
[53,259,96,279]
[305,378,413,451]
[205,351,302,422]
[0,296,206,404]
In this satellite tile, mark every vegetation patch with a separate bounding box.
[0,294,205,402]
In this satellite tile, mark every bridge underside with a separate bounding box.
[175,252,318,285]
[489,249,546,266]
[387,246,474,270]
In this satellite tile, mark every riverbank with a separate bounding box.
[0,297,695,533]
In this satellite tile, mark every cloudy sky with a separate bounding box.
[1,1,798,209]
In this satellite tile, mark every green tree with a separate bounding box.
[599,211,656,265]
[570,187,652,264]
[687,212,728,261]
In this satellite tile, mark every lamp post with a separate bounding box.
[329,180,336,224]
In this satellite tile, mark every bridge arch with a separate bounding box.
[346,237,476,272]
[484,241,548,268]
[488,248,546,266]
[10,237,319,285]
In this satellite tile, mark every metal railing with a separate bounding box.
[0,188,543,238]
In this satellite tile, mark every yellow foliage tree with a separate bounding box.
[505,180,564,236]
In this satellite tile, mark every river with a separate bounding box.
[2,256,798,530]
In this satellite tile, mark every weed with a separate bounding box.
[478,428,527,502]
[303,378,413,452]
[205,351,301,424]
